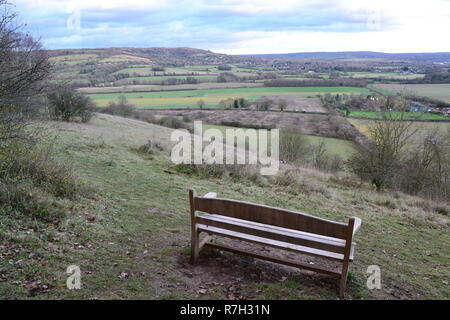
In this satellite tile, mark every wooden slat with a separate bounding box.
[205,242,341,277]
[205,214,349,243]
[196,214,346,254]
[197,224,350,261]
[194,196,349,239]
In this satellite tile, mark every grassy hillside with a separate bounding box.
[1,114,448,300]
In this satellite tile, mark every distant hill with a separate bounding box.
[238,51,450,62]
[47,48,450,65]
[47,47,233,66]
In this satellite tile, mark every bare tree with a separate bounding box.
[347,111,417,191]
[197,99,205,109]
[400,127,450,201]
[278,98,287,112]
[279,127,309,163]
[0,0,50,142]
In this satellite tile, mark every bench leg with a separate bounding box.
[190,229,200,264]
[339,272,348,298]
[339,261,350,298]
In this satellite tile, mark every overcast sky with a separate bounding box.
[12,0,450,54]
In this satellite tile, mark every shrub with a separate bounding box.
[197,100,205,109]
[158,116,190,130]
[2,145,83,199]
[279,127,309,163]
[138,140,165,155]
[348,114,450,201]
[133,112,157,124]
[102,95,136,117]
[173,163,261,182]
[47,84,95,123]
[0,140,86,221]
[219,121,275,130]
[218,65,232,71]
[0,180,64,220]
[278,99,288,111]
[275,170,297,186]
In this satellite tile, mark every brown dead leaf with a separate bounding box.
[197,289,207,295]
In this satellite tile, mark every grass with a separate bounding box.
[348,110,449,120]
[78,82,265,95]
[1,113,448,300]
[124,75,218,81]
[100,55,152,63]
[88,87,371,109]
[347,118,450,137]
[203,124,356,160]
[49,54,98,64]
[345,72,425,80]
[372,84,450,102]
[114,67,213,77]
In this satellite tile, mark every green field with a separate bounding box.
[88,86,371,109]
[345,72,425,80]
[348,110,449,120]
[348,118,450,138]
[124,75,218,81]
[114,67,212,76]
[203,124,356,160]
[372,84,450,102]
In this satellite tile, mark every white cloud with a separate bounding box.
[14,0,176,11]
[202,0,331,15]
[12,0,450,52]
[213,26,450,54]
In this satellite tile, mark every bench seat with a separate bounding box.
[197,214,355,261]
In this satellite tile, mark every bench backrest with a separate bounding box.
[190,190,351,240]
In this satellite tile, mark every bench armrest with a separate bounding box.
[352,217,362,236]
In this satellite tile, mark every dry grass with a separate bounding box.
[49,54,98,62]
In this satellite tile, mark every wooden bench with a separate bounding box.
[188,189,362,297]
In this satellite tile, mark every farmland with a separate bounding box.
[203,124,356,160]
[372,84,450,102]
[78,82,265,94]
[344,72,425,80]
[88,86,371,109]
[347,110,448,120]
[348,118,450,138]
